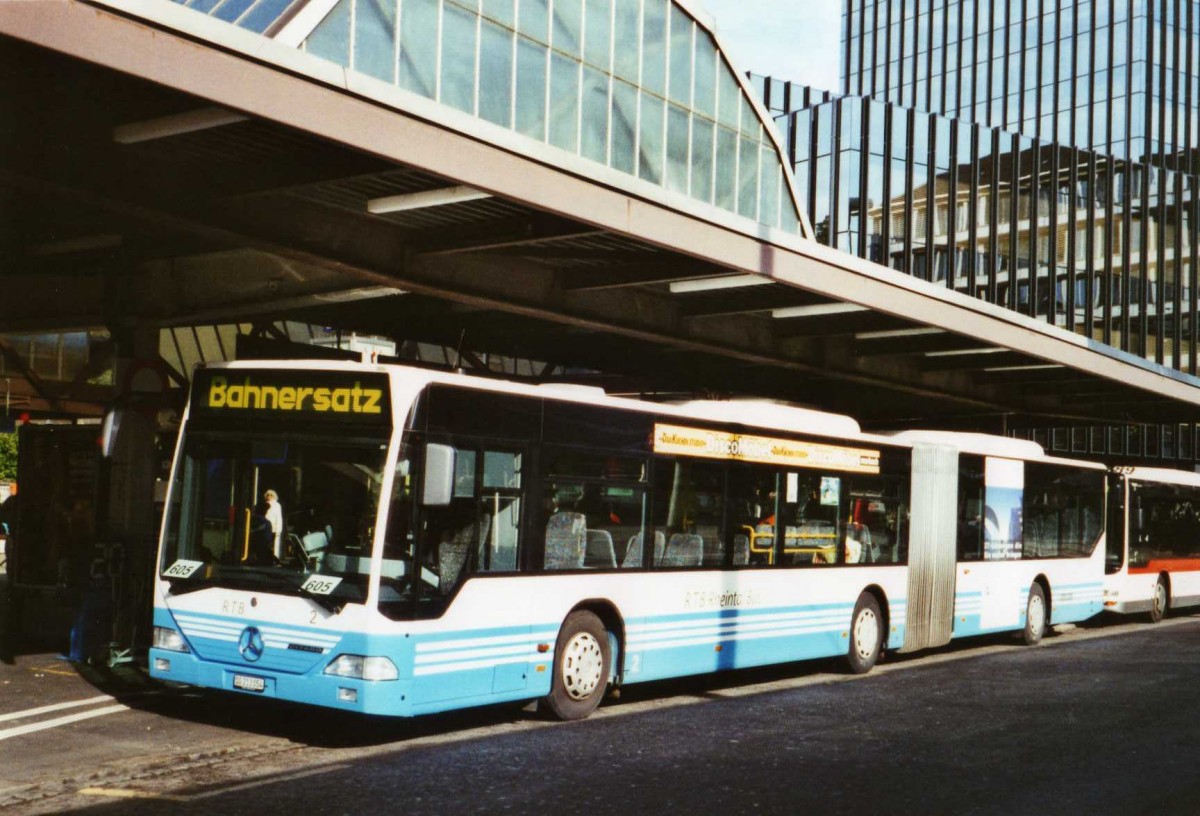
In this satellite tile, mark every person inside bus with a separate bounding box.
[576,483,620,527]
[263,489,284,558]
[754,485,777,526]
[246,501,277,565]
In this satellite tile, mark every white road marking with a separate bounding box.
[0,704,128,741]
[0,694,113,724]
[77,788,190,802]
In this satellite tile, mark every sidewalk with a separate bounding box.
[0,573,154,710]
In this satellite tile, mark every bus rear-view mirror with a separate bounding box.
[422,444,455,506]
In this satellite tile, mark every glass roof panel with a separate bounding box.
[167,0,805,235]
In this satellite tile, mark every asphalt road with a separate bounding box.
[4,615,1200,815]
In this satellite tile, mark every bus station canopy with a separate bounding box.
[2,0,1200,428]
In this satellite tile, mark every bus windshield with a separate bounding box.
[159,432,391,607]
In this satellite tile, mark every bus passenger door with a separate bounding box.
[957,456,1024,633]
[415,442,530,702]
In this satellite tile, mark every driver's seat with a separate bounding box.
[298,529,330,571]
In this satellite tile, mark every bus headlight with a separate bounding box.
[153,626,190,653]
[323,654,399,681]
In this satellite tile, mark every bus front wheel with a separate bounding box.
[543,610,610,721]
[846,593,883,674]
[1150,576,1169,623]
[1023,584,1047,645]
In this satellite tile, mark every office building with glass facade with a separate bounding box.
[762,78,1197,375]
[842,0,1200,171]
[754,0,1200,463]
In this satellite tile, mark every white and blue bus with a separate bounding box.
[150,362,1107,719]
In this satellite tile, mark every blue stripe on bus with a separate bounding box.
[950,582,1104,637]
[152,598,912,716]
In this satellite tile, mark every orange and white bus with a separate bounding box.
[1105,467,1200,622]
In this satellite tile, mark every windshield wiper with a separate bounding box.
[163,574,211,596]
[297,586,343,615]
[164,567,350,613]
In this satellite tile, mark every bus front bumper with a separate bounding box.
[149,647,413,717]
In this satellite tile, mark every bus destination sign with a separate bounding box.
[191,369,391,424]
[653,423,880,475]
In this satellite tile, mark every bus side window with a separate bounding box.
[650,458,725,568]
[476,450,522,573]
[845,481,902,565]
[415,445,523,603]
[957,455,984,561]
[1022,464,1105,559]
[726,464,777,567]
[542,450,647,570]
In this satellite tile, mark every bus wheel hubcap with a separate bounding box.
[854,610,879,659]
[1029,595,1045,637]
[562,632,604,700]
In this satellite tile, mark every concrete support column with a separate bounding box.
[107,327,161,545]
[99,324,165,660]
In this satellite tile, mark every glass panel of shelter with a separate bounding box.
[306,0,805,233]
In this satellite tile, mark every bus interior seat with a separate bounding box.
[584,529,617,568]
[755,522,775,541]
[438,516,489,593]
[545,511,587,569]
[299,530,330,570]
[661,533,703,567]
[622,531,665,568]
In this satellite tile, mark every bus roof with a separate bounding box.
[668,399,861,438]
[885,430,1047,459]
[203,360,877,445]
[1120,466,1200,487]
[884,430,1105,470]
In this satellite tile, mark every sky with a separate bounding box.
[691,0,843,92]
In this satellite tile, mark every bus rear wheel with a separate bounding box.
[542,610,610,721]
[846,593,883,674]
[1149,576,1169,623]
[1023,583,1047,645]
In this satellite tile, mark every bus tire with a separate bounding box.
[1149,576,1169,623]
[1023,583,1047,645]
[543,610,610,721]
[846,593,883,674]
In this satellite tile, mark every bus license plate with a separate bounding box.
[233,674,266,693]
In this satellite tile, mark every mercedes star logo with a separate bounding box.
[238,626,265,662]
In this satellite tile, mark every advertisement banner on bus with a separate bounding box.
[652,423,880,474]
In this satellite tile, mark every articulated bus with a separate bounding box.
[150,362,1108,720]
[1104,467,1200,622]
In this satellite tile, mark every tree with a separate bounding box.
[0,432,16,482]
